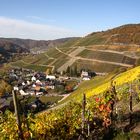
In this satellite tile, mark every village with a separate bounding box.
[0,67,97,114]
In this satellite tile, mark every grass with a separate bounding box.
[10,60,52,72]
[25,64,52,72]
[57,47,75,53]
[52,55,70,69]
[39,96,63,104]
[78,49,123,62]
[24,95,63,104]
[77,49,136,64]
[59,75,114,104]
[45,48,62,58]
[23,54,54,65]
[72,60,125,73]
[76,33,106,46]
[58,38,79,48]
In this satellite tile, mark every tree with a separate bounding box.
[52,66,57,74]
[0,80,12,97]
[74,65,78,77]
[46,68,51,75]
[70,68,74,76]
[136,58,140,66]
[66,66,70,76]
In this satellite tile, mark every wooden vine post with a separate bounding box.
[12,90,24,139]
[110,81,116,122]
[87,110,90,137]
[82,93,86,136]
[129,83,133,125]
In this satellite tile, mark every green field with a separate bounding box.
[72,59,125,73]
[11,61,52,72]
[51,55,70,69]
[44,48,62,58]
[57,38,79,48]
[76,33,106,46]
[77,49,136,64]
[23,54,54,65]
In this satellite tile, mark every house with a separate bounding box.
[83,77,90,81]
[27,81,30,85]
[22,82,26,86]
[81,71,91,80]
[46,75,56,80]
[81,71,88,78]
[46,85,55,90]
[32,84,36,88]
[19,90,29,95]
[31,76,36,81]
[36,80,42,86]
[13,86,19,91]
[35,86,41,92]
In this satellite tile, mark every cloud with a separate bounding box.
[26,16,45,21]
[27,16,56,23]
[0,16,80,40]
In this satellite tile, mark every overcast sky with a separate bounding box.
[0,0,140,40]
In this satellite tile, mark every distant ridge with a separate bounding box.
[0,37,79,64]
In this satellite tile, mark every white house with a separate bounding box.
[27,81,30,85]
[32,84,36,88]
[83,77,90,81]
[22,82,26,86]
[46,75,56,80]
[31,76,36,81]
[13,86,19,91]
[46,85,55,89]
[81,71,88,78]
[19,90,29,95]
[36,80,42,85]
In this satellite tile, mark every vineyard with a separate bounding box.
[1,66,140,139]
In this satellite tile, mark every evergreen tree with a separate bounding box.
[74,65,78,76]
[66,66,70,76]
[70,67,74,76]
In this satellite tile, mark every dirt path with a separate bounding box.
[57,47,85,72]
[58,57,78,72]
[86,48,124,55]
[87,48,139,59]
[20,60,54,69]
[56,47,133,72]
[77,57,133,67]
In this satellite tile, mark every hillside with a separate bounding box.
[50,24,140,73]
[60,66,140,103]
[0,37,79,51]
[13,44,137,73]
[3,24,140,73]
[1,66,140,139]
[0,40,29,64]
[0,37,78,64]
[74,24,140,46]
[56,24,140,48]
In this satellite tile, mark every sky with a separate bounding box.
[0,0,140,40]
